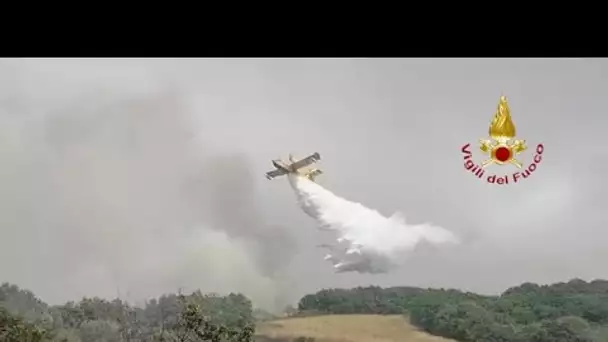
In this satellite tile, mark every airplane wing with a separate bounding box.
[265,168,287,179]
[289,152,321,170]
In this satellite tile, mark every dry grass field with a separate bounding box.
[255,314,456,342]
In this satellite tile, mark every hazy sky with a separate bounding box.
[0,58,606,311]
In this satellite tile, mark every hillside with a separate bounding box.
[3,278,608,341]
[255,314,455,342]
[298,279,608,342]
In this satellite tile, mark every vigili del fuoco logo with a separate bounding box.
[461,95,544,185]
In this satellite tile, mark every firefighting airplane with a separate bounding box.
[265,152,322,181]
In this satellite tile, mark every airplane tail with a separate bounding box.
[303,168,323,181]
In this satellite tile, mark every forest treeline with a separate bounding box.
[0,283,254,341]
[4,278,608,341]
[297,278,608,341]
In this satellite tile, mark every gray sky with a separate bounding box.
[0,58,606,311]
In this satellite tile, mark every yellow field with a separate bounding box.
[255,314,456,342]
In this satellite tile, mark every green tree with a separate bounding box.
[0,307,54,342]
[175,297,253,342]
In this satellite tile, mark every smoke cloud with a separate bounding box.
[0,59,298,312]
[287,174,459,273]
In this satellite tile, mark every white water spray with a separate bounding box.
[288,174,459,273]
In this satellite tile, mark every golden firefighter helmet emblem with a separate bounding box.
[479,95,527,168]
